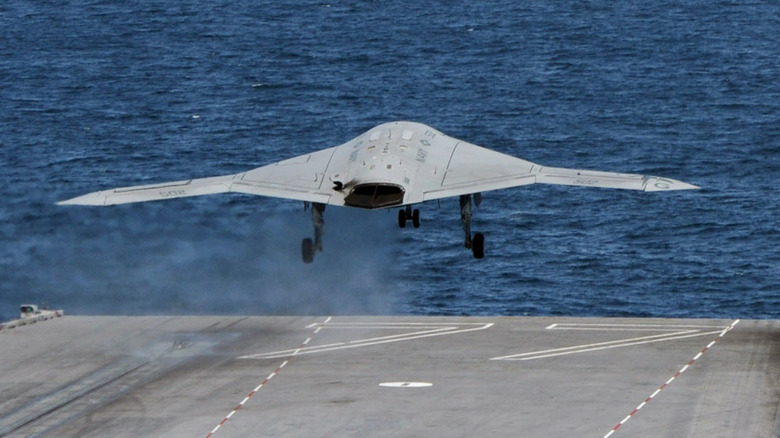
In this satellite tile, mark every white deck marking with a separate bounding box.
[548,322,726,330]
[205,316,332,438]
[238,322,493,360]
[491,322,728,361]
[379,382,433,388]
[603,319,740,437]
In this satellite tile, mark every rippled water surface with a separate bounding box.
[1,0,778,321]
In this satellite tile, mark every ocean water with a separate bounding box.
[1,0,778,321]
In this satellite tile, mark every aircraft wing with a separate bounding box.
[534,166,699,191]
[58,122,698,208]
[418,140,698,203]
[58,147,339,206]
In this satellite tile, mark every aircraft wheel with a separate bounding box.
[412,209,420,228]
[472,233,485,259]
[398,209,407,228]
[302,238,315,263]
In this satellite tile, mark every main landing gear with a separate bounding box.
[459,194,484,259]
[302,202,325,264]
[397,194,485,259]
[301,195,485,263]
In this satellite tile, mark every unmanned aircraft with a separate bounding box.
[59,121,698,262]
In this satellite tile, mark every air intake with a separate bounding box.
[344,183,405,209]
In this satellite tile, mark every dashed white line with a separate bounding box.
[204,316,332,438]
[602,319,739,437]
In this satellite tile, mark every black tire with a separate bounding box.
[398,209,407,228]
[472,233,485,259]
[412,209,420,228]
[302,238,314,263]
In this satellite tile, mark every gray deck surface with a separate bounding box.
[1,316,778,438]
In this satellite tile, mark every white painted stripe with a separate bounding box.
[379,382,433,388]
[492,330,721,361]
[552,327,708,332]
[245,324,493,360]
[205,315,331,437]
[316,321,491,327]
[494,330,698,359]
[241,323,494,360]
[348,327,454,343]
[551,323,726,329]
[602,320,738,437]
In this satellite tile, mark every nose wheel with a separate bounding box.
[398,206,420,228]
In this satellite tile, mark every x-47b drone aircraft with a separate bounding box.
[59,121,698,262]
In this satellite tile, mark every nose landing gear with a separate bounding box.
[398,205,420,229]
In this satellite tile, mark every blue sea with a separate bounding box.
[1,0,778,322]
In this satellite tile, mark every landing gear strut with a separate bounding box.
[302,202,326,263]
[460,194,484,259]
[398,205,420,229]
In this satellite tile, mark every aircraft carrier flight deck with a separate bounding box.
[1,315,778,437]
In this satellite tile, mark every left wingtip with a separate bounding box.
[56,192,107,206]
